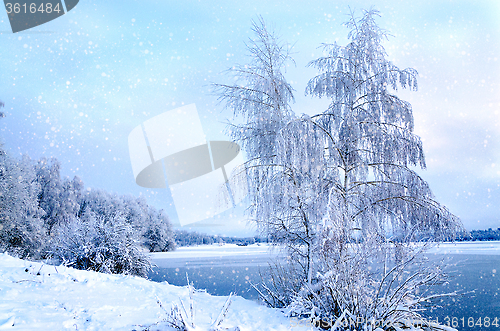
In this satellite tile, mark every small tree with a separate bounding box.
[35,158,67,236]
[143,207,175,252]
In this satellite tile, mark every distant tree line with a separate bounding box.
[174,230,267,247]
[0,115,175,277]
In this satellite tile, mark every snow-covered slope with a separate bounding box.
[0,253,303,331]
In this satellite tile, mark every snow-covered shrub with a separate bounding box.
[147,278,239,331]
[82,189,175,253]
[286,242,454,330]
[252,256,305,308]
[51,208,151,277]
[0,153,44,259]
[42,182,174,276]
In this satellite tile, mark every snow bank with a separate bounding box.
[0,253,305,331]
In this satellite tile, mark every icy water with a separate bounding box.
[148,245,275,300]
[419,254,500,330]
[149,245,500,331]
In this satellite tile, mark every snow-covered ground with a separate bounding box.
[1,241,499,330]
[0,251,308,331]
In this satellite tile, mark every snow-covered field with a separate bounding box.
[1,241,499,330]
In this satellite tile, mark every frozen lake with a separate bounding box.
[149,244,278,299]
[149,242,500,330]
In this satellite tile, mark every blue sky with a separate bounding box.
[0,0,499,236]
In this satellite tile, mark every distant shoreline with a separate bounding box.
[151,241,500,262]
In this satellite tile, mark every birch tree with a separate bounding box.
[306,9,460,246]
[300,9,462,328]
[216,10,462,330]
[214,18,330,294]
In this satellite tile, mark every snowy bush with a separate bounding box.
[285,242,456,330]
[81,189,175,253]
[32,178,174,276]
[47,187,177,277]
[43,187,174,277]
[143,207,176,252]
[146,277,240,331]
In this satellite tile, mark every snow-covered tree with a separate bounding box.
[213,18,326,290]
[81,190,175,253]
[48,187,176,276]
[0,152,44,258]
[143,207,175,252]
[300,12,463,325]
[51,189,153,277]
[0,103,173,273]
[217,10,463,330]
[52,206,152,277]
[35,158,68,235]
[306,9,460,246]
[0,111,44,258]
[121,194,149,233]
